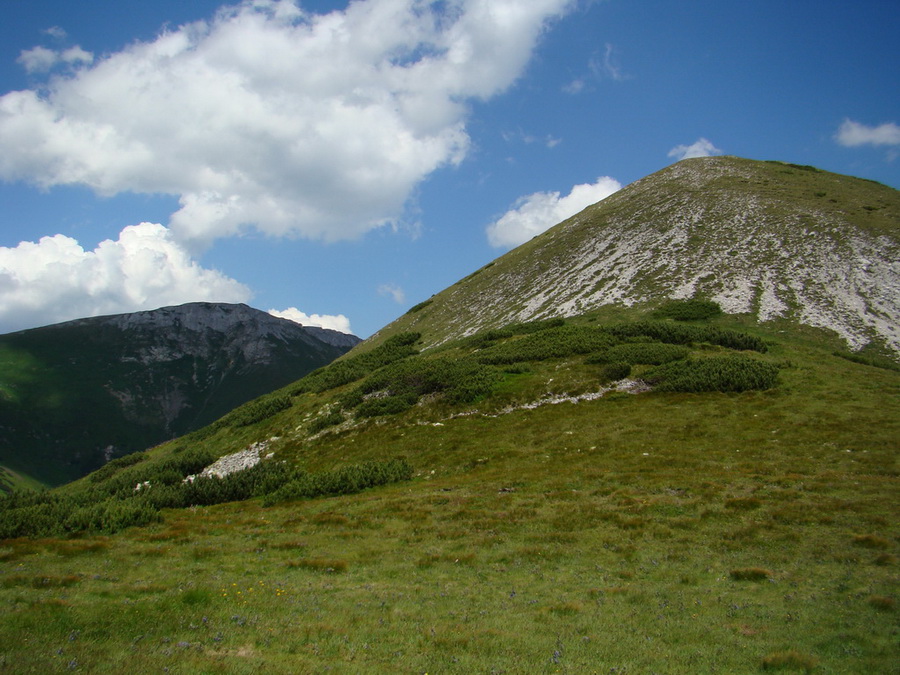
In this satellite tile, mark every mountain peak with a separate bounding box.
[378,156,899,353]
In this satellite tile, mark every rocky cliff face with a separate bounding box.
[374,157,899,354]
[0,303,360,485]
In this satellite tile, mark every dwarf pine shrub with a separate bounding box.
[0,457,414,537]
[599,362,631,382]
[262,458,413,506]
[604,322,767,352]
[292,332,421,395]
[465,328,515,349]
[647,355,779,393]
[356,392,419,418]
[308,409,345,433]
[592,342,690,365]
[349,356,502,417]
[94,449,216,498]
[225,395,292,427]
[476,326,616,365]
[655,299,723,321]
[405,299,433,314]
[88,451,147,483]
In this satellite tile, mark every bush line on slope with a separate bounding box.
[0,458,413,539]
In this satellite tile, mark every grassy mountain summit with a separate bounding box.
[377,156,899,354]
[0,159,897,673]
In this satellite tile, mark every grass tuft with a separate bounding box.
[867,595,895,612]
[2,574,81,589]
[286,558,348,573]
[725,497,762,510]
[761,650,819,672]
[730,567,773,581]
[852,534,890,549]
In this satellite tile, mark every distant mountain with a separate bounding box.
[374,156,899,354]
[0,302,360,486]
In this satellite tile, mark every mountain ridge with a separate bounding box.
[0,302,360,486]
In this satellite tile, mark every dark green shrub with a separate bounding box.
[477,326,616,365]
[64,500,161,533]
[786,163,819,172]
[604,321,766,353]
[833,351,900,372]
[89,451,147,483]
[599,362,631,382]
[93,448,216,498]
[0,457,414,537]
[646,355,779,393]
[292,332,421,395]
[0,490,162,538]
[356,393,419,418]
[262,458,414,506]
[655,299,722,321]
[225,395,292,427]
[466,329,515,349]
[349,356,502,417]
[406,299,433,314]
[591,342,690,365]
[308,409,345,433]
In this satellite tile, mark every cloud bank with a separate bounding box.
[0,223,250,334]
[0,0,574,248]
[835,119,900,148]
[486,176,621,248]
[268,307,352,334]
[668,138,722,161]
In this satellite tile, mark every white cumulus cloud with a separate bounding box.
[486,176,621,249]
[834,119,900,147]
[44,26,69,40]
[268,307,352,334]
[0,223,250,334]
[0,0,574,248]
[668,138,723,161]
[17,45,93,73]
[378,283,407,304]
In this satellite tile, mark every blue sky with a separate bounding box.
[1,0,897,337]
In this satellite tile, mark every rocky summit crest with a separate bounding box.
[380,157,899,354]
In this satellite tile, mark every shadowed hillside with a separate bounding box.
[0,303,359,486]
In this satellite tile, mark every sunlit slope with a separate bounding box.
[0,308,897,673]
[372,157,899,354]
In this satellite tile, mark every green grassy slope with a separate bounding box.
[0,464,46,495]
[0,308,896,673]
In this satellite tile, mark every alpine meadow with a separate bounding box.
[0,157,898,674]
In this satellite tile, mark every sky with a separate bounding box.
[0,0,897,338]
